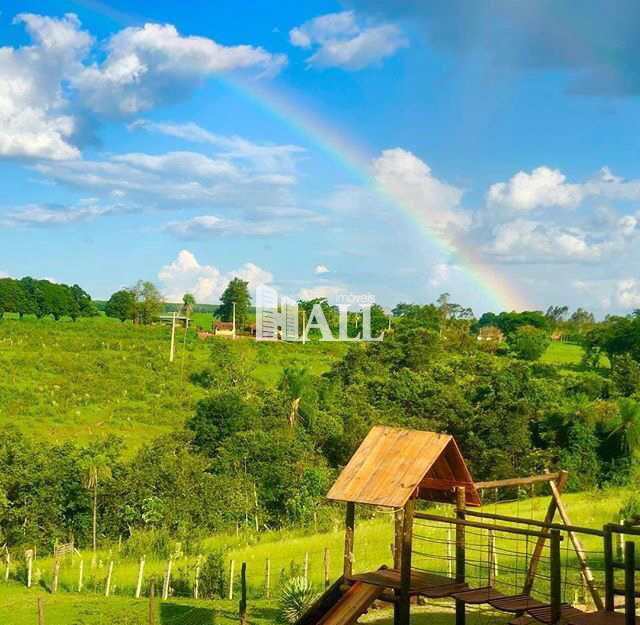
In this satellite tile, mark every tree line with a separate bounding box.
[0,277,97,320]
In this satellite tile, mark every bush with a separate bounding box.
[620,494,640,521]
[509,325,550,361]
[279,577,319,624]
[198,550,227,599]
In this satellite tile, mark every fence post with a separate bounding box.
[105,561,114,597]
[4,552,9,582]
[229,560,235,600]
[52,560,60,594]
[455,487,466,625]
[162,558,172,600]
[447,527,452,578]
[304,552,309,584]
[78,559,84,593]
[550,529,561,625]
[265,558,271,599]
[603,524,614,612]
[194,556,201,600]
[148,578,156,625]
[239,562,247,625]
[344,502,355,578]
[323,548,330,590]
[625,540,636,625]
[617,519,625,560]
[37,597,45,625]
[136,557,145,599]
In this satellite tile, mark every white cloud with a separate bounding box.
[166,214,298,238]
[373,148,470,235]
[0,13,285,159]
[130,120,304,172]
[75,23,286,117]
[429,263,450,287]
[289,11,407,70]
[158,250,273,303]
[616,279,640,309]
[487,166,640,214]
[314,265,330,274]
[3,200,117,226]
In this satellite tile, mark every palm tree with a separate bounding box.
[83,454,113,556]
[609,398,640,457]
[181,293,196,318]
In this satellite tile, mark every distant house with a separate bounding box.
[551,332,566,342]
[213,321,235,337]
[477,325,505,342]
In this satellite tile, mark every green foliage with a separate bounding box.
[509,325,550,361]
[105,289,136,322]
[198,550,228,599]
[278,577,318,624]
[620,494,640,521]
[477,310,550,335]
[611,353,640,396]
[218,278,251,326]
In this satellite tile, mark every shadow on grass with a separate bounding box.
[160,602,215,624]
[250,605,280,622]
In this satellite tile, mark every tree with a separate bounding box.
[130,281,163,324]
[181,293,196,318]
[71,284,98,318]
[0,279,25,318]
[218,278,251,327]
[509,325,550,361]
[545,305,569,323]
[570,308,595,326]
[105,290,136,322]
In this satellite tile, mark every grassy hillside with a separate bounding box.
[0,488,630,625]
[0,317,345,449]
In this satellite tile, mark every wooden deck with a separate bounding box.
[347,568,465,595]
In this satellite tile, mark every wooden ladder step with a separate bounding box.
[489,594,546,613]
[451,586,505,604]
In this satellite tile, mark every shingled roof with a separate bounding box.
[326,426,481,509]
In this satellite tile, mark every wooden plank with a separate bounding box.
[476,473,562,490]
[549,477,603,610]
[415,512,551,539]
[522,471,568,597]
[317,582,383,625]
[625,541,636,625]
[344,503,355,578]
[550,530,562,625]
[455,486,466,625]
[399,499,414,625]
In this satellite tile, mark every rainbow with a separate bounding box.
[223,76,529,312]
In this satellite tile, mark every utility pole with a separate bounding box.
[169,312,176,362]
[232,302,236,339]
[301,309,306,345]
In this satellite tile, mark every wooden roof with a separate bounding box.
[326,426,480,508]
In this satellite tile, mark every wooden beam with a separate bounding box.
[455,486,466,625]
[550,530,562,625]
[476,472,561,490]
[398,498,414,625]
[415,512,550,539]
[604,524,615,611]
[549,476,603,610]
[625,541,636,625]
[420,477,474,490]
[344,502,355,578]
[522,470,568,596]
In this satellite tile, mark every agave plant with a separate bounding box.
[279,576,319,624]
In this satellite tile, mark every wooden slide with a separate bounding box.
[295,578,383,625]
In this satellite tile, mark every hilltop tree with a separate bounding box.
[0,279,25,318]
[218,278,251,326]
[105,289,136,322]
[131,281,163,324]
[508,325,550,361]
[181,293,196,318]
[71,284,98,318]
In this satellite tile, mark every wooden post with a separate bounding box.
[455,486,466,625]
[618,519,625,560]
[394,508,403,569]
[549,476,603,610]
[37,597,45,625]
[265,558,271,598]
[148,578,156,625]
[344,502,355,578]
[488,529,497,586]
[624,540,636,625]
[604,524,615,612]
[105,561,114,597]
[136,557,145,599]
[447,527,453,578]
[4,551,9,582]
[398,497,415,625]
[239,562,247,625]
[323,548,330,590]
[229,559,235,600]
[78,559,84,593]
[550,529,561,625]
[27,553,33,588]
[304,552,309,584]
[169,312,176,362]
[162,558,172,600]
[194,556,201,600]
[523,470,568,596]
[52,560,60,594]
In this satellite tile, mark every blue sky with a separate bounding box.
[1,0,640,315]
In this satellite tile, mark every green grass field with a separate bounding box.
[540,341,610,370]
[1,489,631,625]
[0,317,344,450]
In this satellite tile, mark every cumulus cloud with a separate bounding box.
[616,279,640,309]
[289,11,407,70]
[158,250,273,303]
[314,265,329,274]
[74,23,286,117]
[2,200,118,227]
[298,284,346,301]
[373,148,470,235]
[429,263,451,287]
[0,13,285,160]
[165,214,300,238]
[487,166,640,214]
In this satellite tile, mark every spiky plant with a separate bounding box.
[279,577,319,624]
